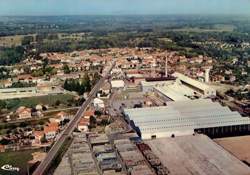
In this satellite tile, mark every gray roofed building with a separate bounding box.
[124,99,250,139]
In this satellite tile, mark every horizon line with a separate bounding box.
[1,13,250,17]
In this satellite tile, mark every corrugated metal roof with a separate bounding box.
[124,99,250,133]
[155,82,194,101]
[173,72,213,91]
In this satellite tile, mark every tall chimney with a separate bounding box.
[205,68,210,83]
[165,57,168,77]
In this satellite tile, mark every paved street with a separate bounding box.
[33,61,115,175]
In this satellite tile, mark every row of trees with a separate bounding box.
[63,74,91,95]
[226,89,250,101]
[9,81,36,88]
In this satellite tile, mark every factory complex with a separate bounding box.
[124,99,250,139]
[141,72,216,102]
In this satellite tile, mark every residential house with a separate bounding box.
[16,107,32,120]
[83,110,95,119]
[77,118,90,132]
[44,122,59,140]
[33,131,44,145]
[56,111,70,121]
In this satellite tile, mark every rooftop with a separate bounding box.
[173,72,213,91]
[154,81,194,101]
[44,122,59,133]
[145,135,250,175]
[89,134,109,146]
[54,133,98,175]
[124,99,250,134]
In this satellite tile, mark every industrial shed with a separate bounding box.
[141,72,216,102]
[124,99,250,139]
[173,72,216,97]
[154,81,194,101]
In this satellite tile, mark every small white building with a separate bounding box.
[44,123,58,140]
[93,98,105,109]
[111,80,125,89]
[45,132,56,140]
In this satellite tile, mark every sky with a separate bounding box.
[0,0,250,16]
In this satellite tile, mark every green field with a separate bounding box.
[0,149,42,175]
[6,94,75,110]
[169,26,235,33]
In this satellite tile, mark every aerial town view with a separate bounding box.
[0,0,250,175]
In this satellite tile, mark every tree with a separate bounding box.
[20,122,29,128]
[0,100,6,109]
[42,58,49,69]
[0,67,10,79]
[63,76,92,95]
[0,46,25,65]
[38,120,45,125]
[92,72,101,84]
[94,110,102,116]
[89,116,96,128]
[22,36,34,45]
[40,136,47,143]
[63,64,71,74]
[82,74,91,92]
[32,69,44,77]
[10,81,35,88]
[55,100,61,106]
[100,119,110,126]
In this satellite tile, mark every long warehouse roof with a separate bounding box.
[124,99,250,133]
[173,72,213,91]
[154,82,195,101]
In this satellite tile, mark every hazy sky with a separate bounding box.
[0,0,250,16]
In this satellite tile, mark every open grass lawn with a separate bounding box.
[6,94,75,110]
[0,149,42,175]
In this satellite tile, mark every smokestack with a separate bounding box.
[165,57,168,77]
[205,68,210,83]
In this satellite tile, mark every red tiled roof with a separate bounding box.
[34,131,44,137]
[44,122,59,133]
[78,118,90,126]
[83,110,94,117]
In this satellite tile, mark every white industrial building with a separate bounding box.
[124,99,250,140]
[173,72,216,97]
[154,81,196,101]
[141,72,216,101]
[141,79,174,92]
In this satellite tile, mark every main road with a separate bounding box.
[33,61,115,175]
